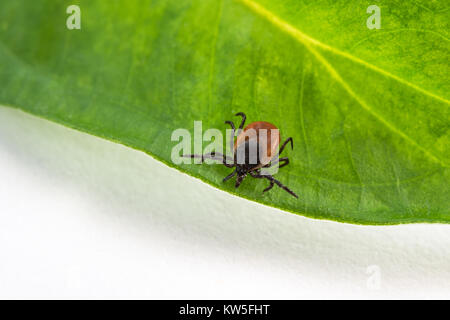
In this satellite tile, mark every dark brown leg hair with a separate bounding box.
[249,171,298,198]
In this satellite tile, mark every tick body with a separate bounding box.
[185,112,298,198]
[234,121,279,168]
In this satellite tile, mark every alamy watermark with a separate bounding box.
[367,4,381,29]
[66,5,81,30]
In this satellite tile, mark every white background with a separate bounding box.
[0,106,449,299]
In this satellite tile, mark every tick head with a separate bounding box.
[236,164,248,177]
[235,165,248,188]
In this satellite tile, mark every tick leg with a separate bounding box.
[278,157,289,169]
[249,171,274,193]
[267,175,298,198]
[235,112,246,130]
[267,138,293,170]
[264,157,289,169]
[183,152,235,168]
[278,137,293,156]
[225,120,236,159]
[263,180,274,193]
[235,175,244,188]
[250,171,298,198]
[223,169,236,182]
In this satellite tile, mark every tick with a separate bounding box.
[185,112,298,198]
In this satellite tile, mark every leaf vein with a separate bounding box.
[238,0,449,167]
[237,0,450,104]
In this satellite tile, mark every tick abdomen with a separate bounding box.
[234,121,280,166]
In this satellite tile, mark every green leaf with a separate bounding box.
[0,0,448,224]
